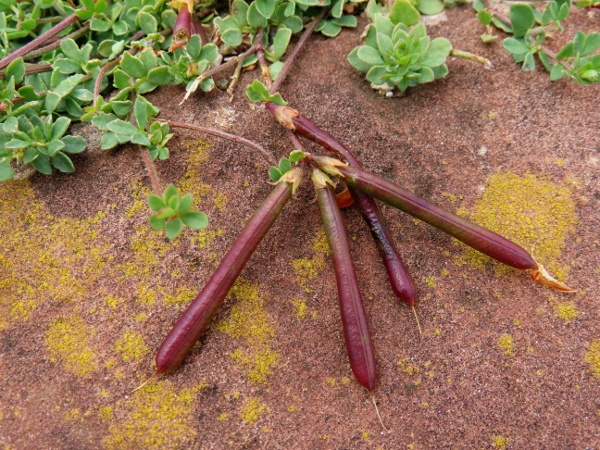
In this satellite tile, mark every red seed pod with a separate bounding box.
[154,168,303,375]
[313,169,377,391]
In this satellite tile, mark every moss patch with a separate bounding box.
[103,381,204,449]
[215,278,280,384]
[457,172,577,279]
[45,315,98,377]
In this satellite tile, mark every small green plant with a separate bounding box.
[348,0,487,94]
[147,184,208,239]
[267,150,306,181]
[475,0,600,83]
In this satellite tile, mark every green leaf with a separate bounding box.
[149,215,166,230]
[5,57,25,83]
[131,132,151,146]
[503,37,530,56]
[54,74,85,97]
[53,58,82,74]
[268,166,282,181]
[179,193,193,212]
[247,1,268,28]
[113,20,129,36]
[22,147,38,164]
[421,38,452,67]
[157,207,177,219]
[510,4,536,38]
[581,33,600,57]
[476,10,493,26]
[279,157,291,174]
[47,139,65,156]
[199,44,219,63]
[186,35,202,60]
[101,132,119,150]
[0,160,14,181]
[51,152,74,173]
[416,0,444,15]
[60,38,81,62]
[522,51,536,71]
[221,28,243,47]
[45,92,62,113]
[289,150,305,163]
[272,27,292,60]
[164,184,178,201]
[32,155,52,174]
[389,0,421,26]
[246,80,270,102]
[181,211,208,229]
[268,93,286,106]
[317,21,342,38]
[348,47,372,72]
[147,66,172,85]
[140,48,158,72]
[107,119,138,135]
[357,46,384,66]
[256,0,276,19]
[5,139,29,149]
[147,194,164,211]
[376,32,393,58]
[110,100,133,117]
[137,11,158,34]
[481,34,499,44]
[121,52,146,78]
[90,17,111,32]
[62,135,86,154]
[134,99,149,131]
[165,218,183,239]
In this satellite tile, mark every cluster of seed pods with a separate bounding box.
[147,104,574,394]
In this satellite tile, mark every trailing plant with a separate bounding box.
[475,0,600,83]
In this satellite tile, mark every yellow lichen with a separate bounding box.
[114,330,149,361]
[425,277,437,288]
[217,412,229,422]
[584,340,600,377]
[457,172,577,279]
[287,405,297,413]
[498,333,514,356]
[291,299,307,319]
[98,406,114,422]
[212,192,228,210]
[548,297,580,323]
[325,377,338,387]
[0,181,109,327]
[239,397,266,424]
[397,359,420,375]
[163,287,197,305]
[492,435,509,449]
[103,381,204,449]
[191,228,223,249]
[45,316,98,377]
[215,278,280,384]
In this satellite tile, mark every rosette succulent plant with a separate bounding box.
[348,7,452,93]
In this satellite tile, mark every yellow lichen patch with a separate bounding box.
[425,276,437,288]
[114,330,149,361]
[548,297,580,323]
[217,412,229,422]
[239,397,266,424]
[291,299,307,319]
[45,316,98,377]
[98,406,114,422]
[325,377,338,387]
[457,172,577,278]
[0,181,109,327]
[212,192,228,210]
[117,224,174,282]
[104,381,204,449]
[498,333,514,356]
[397,359,420,375]
[584,340,600,378]
[191,228,223,249]
[163,287,197,305]
[215,278,280,384]
[292,231,329,285]
[492,435,509,449]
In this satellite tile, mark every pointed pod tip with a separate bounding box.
[132,371,160,393]
[530,264,576,293]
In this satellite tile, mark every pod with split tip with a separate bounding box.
[154,167,303,375]
[313,156,576,292]
[270,105,416,305]
[313,168,377,391]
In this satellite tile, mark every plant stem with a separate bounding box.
[24,23,90,61]
[166,120,277,166]
[0,13,79,70]
[130,91,161,193]
[451,49,492,69]
[0,63,53,79]
[269,9,327,95]
[93,59,121,106]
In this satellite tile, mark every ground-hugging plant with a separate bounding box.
[475,0,600,83]
[0,0,588,412]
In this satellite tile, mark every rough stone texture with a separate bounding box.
[1,5,599,449]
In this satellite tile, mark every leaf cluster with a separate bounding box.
[348,0,452,92]
[147,184,208,239]
[268,150,305,181]
[475,0,599,84]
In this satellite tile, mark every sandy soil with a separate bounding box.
[1,5,599,449]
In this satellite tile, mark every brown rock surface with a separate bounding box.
[1,6,599,449]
